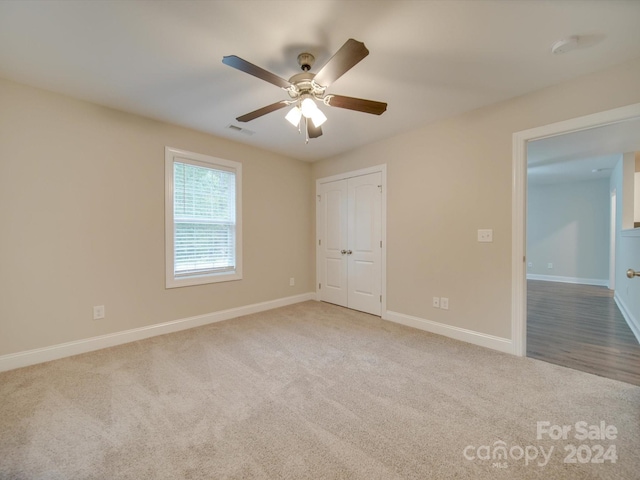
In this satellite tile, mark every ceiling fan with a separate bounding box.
[222,39,387,141]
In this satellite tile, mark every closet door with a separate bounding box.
[318,179,348,308]
[347,172,382,315]
[317,172,382,316]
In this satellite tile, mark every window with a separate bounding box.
[165,147,242,288]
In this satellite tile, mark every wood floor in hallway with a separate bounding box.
[527,280,640,386]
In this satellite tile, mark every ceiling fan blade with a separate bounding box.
[222,55,292,90]
[236,101,289,122]
[313,39,369,87]
[307,121,323,139]
[325,94,387,115]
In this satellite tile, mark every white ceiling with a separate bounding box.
[1,0,640,162]
[528,117,640,185]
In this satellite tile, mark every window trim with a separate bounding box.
[165,147,242,288]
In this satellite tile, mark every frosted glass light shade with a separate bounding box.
[311,108,327,127]
[300,97,317,118]
[285,107,302,127]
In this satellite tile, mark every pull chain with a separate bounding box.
[304,116,309,144]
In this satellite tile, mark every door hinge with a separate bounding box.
[378,184,382,193]
[380,240,382,248]
[317,194,321,202]
[319,239,321,246]
[319,283,321,290]
[380,295,382,303]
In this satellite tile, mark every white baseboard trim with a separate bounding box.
[384,310,514,354]
[0,292,316,373]
[526,274,608,287]
[614,293,640,345]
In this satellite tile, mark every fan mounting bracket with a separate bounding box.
[297,53,315,71]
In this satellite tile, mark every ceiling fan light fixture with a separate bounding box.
[300,97,318,118]
[285,106,302,127]
[223,39,387,142]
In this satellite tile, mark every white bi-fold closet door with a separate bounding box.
[317,170,383,316]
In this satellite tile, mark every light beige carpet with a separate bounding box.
[1,301,638,479]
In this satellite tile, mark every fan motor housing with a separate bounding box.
[287,72,325,99]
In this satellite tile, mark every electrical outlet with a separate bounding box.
[433,297,440,308]
[528,262,533,268]
[547,263,553,269]
[440,297,449,310]
[289,277,295,286]
[93,305,105,320]
[477,229,493,243]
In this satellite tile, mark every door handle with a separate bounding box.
[340,250,347,255]
[346,250,353,255]
[627,269,640,279]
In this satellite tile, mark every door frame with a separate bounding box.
[511,102,640,356]
[610,189,617,291]
[316,164,387,314]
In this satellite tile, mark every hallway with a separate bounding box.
[527,280,640,386]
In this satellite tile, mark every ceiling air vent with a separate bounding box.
[226,124,255,136]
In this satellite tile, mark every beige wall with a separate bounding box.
[312,57,640,339]
[0,78,313,356]
[3,56,640,359]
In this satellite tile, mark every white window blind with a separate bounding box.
[165,147,242,288]
[173,162,236,277]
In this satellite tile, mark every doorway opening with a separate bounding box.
[512,103,640,384]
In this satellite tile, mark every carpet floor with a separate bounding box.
[1,301,638,479]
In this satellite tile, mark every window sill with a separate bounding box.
[166,271,242,289]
